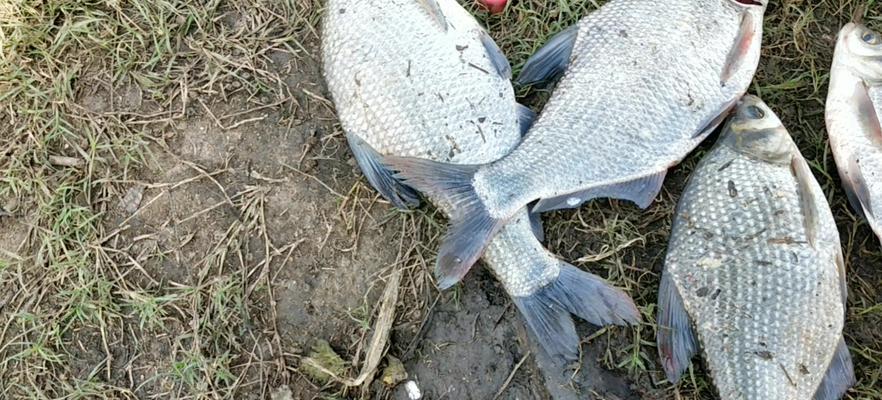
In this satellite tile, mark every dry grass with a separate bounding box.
[1,0,880,399]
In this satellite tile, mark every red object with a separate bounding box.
[478,0,508,14]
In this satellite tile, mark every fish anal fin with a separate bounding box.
[721,12,758,85]
[790,155,820,248]
[416,0,448,32]
[479,31,512,79]
[812,337,855,400]
[656,271,698,384]
[515,24,579,87]
[347,133,421,209]
[532,170,667,213]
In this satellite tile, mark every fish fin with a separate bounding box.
[532,170,667,213]
[347,134,421,209]
[841,155,876,226]
[416,0,448,32]
[855,81,882,147]
[528,208,544,242]
[517,103,537,137]
[834,251,848,306]
[385,156,505,289]
[515,24,579,87]
[812,337,855,400]
[479,31,512,79]
[513,262,640,362]
[721,12,758,85]
[656,271,698,384]
[790,155,820,248]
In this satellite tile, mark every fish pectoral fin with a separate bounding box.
[347,133,421,209]
[812,337,856,400]
[790,155,821,248]
[517,103,536,137]
[513,261,640,363]
[720,12,758,85]
[532,170,667,213]
[479,31,512,79]
[855,81,882,147]
[841,154,881,235]
[656,271,699,384]
[416,0,448,32]
[515,24,579,87]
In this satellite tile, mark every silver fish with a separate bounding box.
[322,0,639,361]
[656,96,854,400]
[389,0,767,286]
[826,22,882,243]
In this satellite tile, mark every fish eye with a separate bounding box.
[744,105,765,119]
[861,30,880,45]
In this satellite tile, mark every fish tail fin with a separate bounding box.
[813,337,855,400]
[347,134,421,209]
[513,262,641,362]
[385,156,505,289]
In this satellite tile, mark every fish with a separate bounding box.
[387,0,769,286]
[656,95,855,400]
[825,22,882,243]
[322,0,639,362]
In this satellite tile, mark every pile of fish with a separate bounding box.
[322,0,880,398]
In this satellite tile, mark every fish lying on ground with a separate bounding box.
[322,0,639,362]
[825,22,882,243]
[657,95,854,400]
[388,0,769,287]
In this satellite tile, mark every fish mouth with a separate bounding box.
[734,0,764,6]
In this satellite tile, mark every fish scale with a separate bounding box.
[322,0,639,363]
[658,96,852,399]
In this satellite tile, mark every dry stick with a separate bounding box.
[302,268,402,388]
[493,351,531,400]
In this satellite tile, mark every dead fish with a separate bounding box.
[825,23,882,243]
[322,0,639,361]
[388,0,768,286]
[657,96,854,400]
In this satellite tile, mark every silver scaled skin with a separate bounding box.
[660,96,849,399]
[826,23,882,242]
[322,0,639,361]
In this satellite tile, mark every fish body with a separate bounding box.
[322,0,638,361]
[390,0,768,285]
[825,23,882,242]
[657,96,854,399]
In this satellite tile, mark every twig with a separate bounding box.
[493,351,531,400]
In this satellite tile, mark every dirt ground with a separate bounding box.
[1,1,881,399]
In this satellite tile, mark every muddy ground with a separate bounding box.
[1,1,881,399]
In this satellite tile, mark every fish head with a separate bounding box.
[834,23,882,83]
[720,95,794,164]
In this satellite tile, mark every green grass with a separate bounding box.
[1,0,881,399]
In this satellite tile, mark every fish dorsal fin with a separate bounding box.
[790,155,820,248]
[721,12,758,85]
[515,24,579,87]
[479,31,512,79]
[855,81,882,148]
[416,0,448,32]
